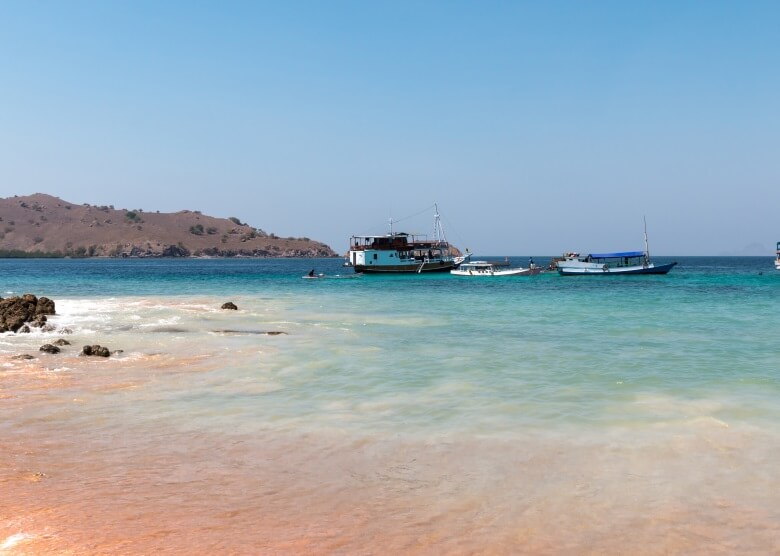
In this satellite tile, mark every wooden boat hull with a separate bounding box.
[354,260,457,273]
[558,262,677,275]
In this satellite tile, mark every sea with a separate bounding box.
[1,256,778,555]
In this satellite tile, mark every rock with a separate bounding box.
[39,344,61,354]
[36,297,56,315]
[30,315,47,328]
[161,244,190,257]
[221,302,238,310]
[81,344,110,357]
[53,338,71,346]
[13,354,35,360]
[59,328,73,335]
[19,325,31,334]
[0,294,56,333]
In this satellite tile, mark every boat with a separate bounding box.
[776,242,780,270]
[302,271,364,279]
[556,219,677,276]
[347,204,470,273]
[451,260,541,277]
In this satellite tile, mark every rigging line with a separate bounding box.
[439,213,467,249]
[352,203,436,237]
[391,204,436,225]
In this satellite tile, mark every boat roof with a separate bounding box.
[589,251,645,259]
[351,232,410,239]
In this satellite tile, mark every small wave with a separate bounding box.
[1,533,34,550]
[48,367,73,373]
[212,329,288,335]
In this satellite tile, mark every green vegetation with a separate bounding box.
[190,224,205,235]
[125,210,143,223]
[0,249,65,258]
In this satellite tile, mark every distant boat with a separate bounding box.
[556,219,677,276]
[451,260,540,277]
[302,271,363,279]
[775,241,780,271]
[347,204,470,274]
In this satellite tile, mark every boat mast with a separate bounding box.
[433,203,447,246]
[643,216,650,265]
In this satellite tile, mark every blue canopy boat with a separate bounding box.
[556,219,677,275]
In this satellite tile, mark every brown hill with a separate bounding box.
[0,193,337,258]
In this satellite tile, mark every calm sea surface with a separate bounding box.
[1,256,779,554]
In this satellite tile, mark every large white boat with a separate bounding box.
[556,220,677,276]
[451,260,540,277]
[347,205,470,274]
[775,241,780,270]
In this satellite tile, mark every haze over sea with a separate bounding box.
[2,256,778,554]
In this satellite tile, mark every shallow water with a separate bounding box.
[1,257,779,554]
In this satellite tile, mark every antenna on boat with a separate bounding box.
[643,215,650,264]
[389,216,394,236]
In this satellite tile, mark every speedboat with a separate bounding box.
[451,261,540,277]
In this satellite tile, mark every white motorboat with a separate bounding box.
[451,260,540,277]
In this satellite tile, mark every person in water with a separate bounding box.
[308,269,316,277]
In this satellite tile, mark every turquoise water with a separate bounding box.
[2,256,779,553]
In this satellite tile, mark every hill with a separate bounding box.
[0,194,338,258]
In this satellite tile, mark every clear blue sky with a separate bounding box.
[1,1,778,255]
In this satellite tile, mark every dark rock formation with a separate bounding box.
[39,344,61,354]
[0,294,56,333]
[53,338,71,346]
[81,345,111,357]
[161,244,190,257]
[221,302,238,310]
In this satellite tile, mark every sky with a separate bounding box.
[1,1,778,256]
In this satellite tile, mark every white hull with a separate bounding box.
[451,261,540,277]
[557,259,677,275]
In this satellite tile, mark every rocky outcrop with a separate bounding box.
[0,294,56,333]
[81,345,111,357]
[160,244,191,257]
[221,302,238,310]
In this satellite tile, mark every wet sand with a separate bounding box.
[3,356,779,555]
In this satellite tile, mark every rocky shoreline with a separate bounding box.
[1,295,287,361]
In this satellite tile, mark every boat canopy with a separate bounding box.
[589,251,645,259]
